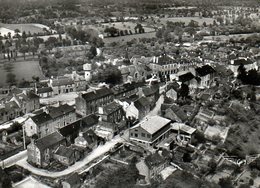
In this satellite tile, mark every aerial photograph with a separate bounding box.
[0,0,259,187]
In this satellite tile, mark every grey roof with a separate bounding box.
[49,104,75,119]
[179,72,195,82]
[51,77,74,87]
[54,145,74,158]
[142,84,159,97]
[231,58,254,66]
[195,65,215,77]
[35,131,65,151]
[31,112,52,125]
[102,102,122,115]
[37,87,53,94]
[81,87,113,102]
[134,116,171,135]
[134,97,150,110]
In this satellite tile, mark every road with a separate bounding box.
[147,95,164,117]
[16,136,124,178]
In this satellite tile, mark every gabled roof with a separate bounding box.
[231,58,254,66]
[81,87,113,102]
[134,116,171,135]
[102,102,122,115]
[59,114,99,137]
[172,123,196,135]
[134,97,150,110]
[48,104,75,119]
[178,72,195,82]
[166,105,188,122]
[35,131,65,151]
[54,145,74,158]
[112,82,144,95]
[31,112,52,125]
[142,84,159,97]
[195,65,215,77]
[37,87,53,94]
[51,77,74,87]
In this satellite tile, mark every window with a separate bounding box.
[135,133,138,137]
[130,133,133,136]
[141,133,145,137]
[147,134,151,138]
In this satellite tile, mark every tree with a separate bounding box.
[6,73,16,86]
[218,177,233,188]
[178,83,189,99]
[19,45,29,60]
[87,46,97,59]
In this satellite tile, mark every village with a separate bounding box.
[0,0,260,188]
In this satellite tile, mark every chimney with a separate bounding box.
[98,107,104,115]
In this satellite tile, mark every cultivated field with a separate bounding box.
[0,60,45,86]
[103,32,156,45]
[96,22,155,33]
[160,17,216,26]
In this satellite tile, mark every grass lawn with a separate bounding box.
[0,59,45,86]
[160,17,216,26]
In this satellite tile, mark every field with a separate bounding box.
[97,22,155,33]
[103,32,156,45]
[0,59,45,86]
[160,17,216,26]
[0,23,52,37]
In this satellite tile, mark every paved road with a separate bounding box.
[16,136,124,178]
[147,95,164,117]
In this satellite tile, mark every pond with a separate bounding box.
[0,60,45,87]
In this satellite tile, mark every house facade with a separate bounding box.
[27,131,66,167]
[129,116,171,147]
[76,87,114,116]
[98,101,124,123]
[49,77,76,95]
[229,58,258,77]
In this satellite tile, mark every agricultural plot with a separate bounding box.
[0,60,45,86]
[160,17,216,26]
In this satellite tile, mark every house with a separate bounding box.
[178,72,199,91]
[112,82,144,100]
[136,152,168,183]
[164,105,188,123]
[171,123,196,144]
[48,104,77,129]
[49,77,75,95]
[120,64,150,83]
[59,114,99,144]
[74,129,98,149]
[98,101,124,123]
[0,101,21,124]
[194,65,216,88]
[126,97,151,121]
[76,87,114,116]
[193,108,215,128]
[165,82,179,101]
[61,173,81,188]
[9,90,40,114]
[138,84,160,106]
[24,104,76,138]
[95,121,123,140]
[229,58,258,77]
[53,145,80,166]
[27,131,66,167]
[36,87,53,98]
[129,116,172,147]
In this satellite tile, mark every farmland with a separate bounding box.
[0,59,45,86]
[160,17,216,26]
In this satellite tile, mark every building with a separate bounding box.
[165,82,180,101]
[27,131,66,167]
[138,84,160,106]
[76,87,114,116]
[164,105,188,123]
[171,123,196,144]
[61,173,81,188]
[129,116,172,147]
[24,104,76,138]
[229,58,258,77]
[125,97,151,120]
[98,101,124,123]
[74,129,98,149]
[53,145,79,166]
[0,101,21,124]
[36,87,53,98]
[193,65,216,88]
[59,114,99,144]
[136,152,168,183]
[49,77,75,95]
[177,72,199,91]
[112,82,144,100]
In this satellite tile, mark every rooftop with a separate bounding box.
[48,104,75,119]
[134,116,171,135]
[35,131,65,151]
[172,123,196,135]
[31,112,52,125]
[81,87,113,102]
